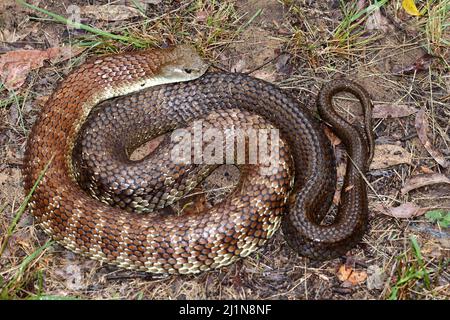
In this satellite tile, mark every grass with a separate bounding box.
[330,0,389,53]
[134,0,264,58]
[421,0,450,54]
[1,83,35,137]
[425,209,450,228]
[0,159,54,300]
[17,0,263,61]
[16,0,147,48]
[0,94,24,109]
[0,240,54,299]
[388,236,436,300]
[281,0,390,62]
[285,0,448,65]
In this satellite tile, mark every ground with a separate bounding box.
[0,0,449,300]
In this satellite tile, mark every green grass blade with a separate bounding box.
[1,240,54,299]
[0,157,53,258]
[16,0,146,47]
[236,8,263,34]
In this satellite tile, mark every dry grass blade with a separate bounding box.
[415,108,449,168]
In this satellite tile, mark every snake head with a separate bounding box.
[159,45,209,82]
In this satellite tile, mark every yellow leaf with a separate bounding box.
[402,0,421,16]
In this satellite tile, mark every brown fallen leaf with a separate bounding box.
[333,191,341,206]
[365,7,392,32]
[252,70,276,82]
[337,265,367,286]
[374,202,428,218]
[231,59,247,73]
[49,46,86,64]
[369,144,412,170]
[415,108,449,168]
[400,173,450,194]
[324,126,342,147]
[392,53,436,75]
[422,240,447,259]
[275,53,293,75]
[332,162,347,206]
[195,10,208,23]
[336,162,346,179]
[80,5,142,21]
[0,46,85,90]
[372,103,418,119]
[337,264,352,281]
[419,166,434,174]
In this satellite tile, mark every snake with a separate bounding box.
[23,45,373,274]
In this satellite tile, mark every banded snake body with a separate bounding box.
[23,45,373,274]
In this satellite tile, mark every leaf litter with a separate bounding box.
[0,46,85,90]
[415,108,449,168]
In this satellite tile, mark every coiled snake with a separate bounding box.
[23,45,373,274]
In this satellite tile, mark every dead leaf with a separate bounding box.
[231,59,247,73]
[415,108,449,168]
[393,53,435,75]
[374,202,427,218]
[369,144,412,170]
[337,265,367,286]
[336,162,346,179]
[337,265,352,281]
[195,10,208,23]
[80,5,142,21]
[401,173,450,194]
[365,7,391,32]
[366,265,385,290]
[252,70,276,82]
[419,166,434,174]
[48,46,86,64]
[333,191,341,206]
[372,103,418,119]
[0,46,85,90]
[324,126,342,146]
[275,53,293,75]
[130,135,166,160]
[422,240,447,259]
[345,185,356,192]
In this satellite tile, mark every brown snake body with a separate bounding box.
[23,46,373,273]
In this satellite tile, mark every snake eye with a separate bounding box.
[184,68,193,74]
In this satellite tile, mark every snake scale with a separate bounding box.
[23,45,373,274]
